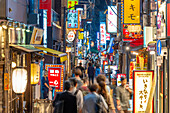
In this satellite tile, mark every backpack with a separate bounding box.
[95,95,109,113]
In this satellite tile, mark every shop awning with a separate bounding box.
[10,44,41,53]
[34,46,67,62]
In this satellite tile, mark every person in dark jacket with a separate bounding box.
[53,81,77,113]
[88,63,95,85]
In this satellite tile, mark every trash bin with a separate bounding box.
[33,99,54,113]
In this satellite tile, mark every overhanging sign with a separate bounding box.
[157,40,162,56]
[67,0,78,10]
[67,10,80,30]
[124,0,140,24]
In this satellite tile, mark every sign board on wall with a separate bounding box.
[167,3,170,37]
[107,6,117,33]
[124,0,140,24]
[67,10,80,30]
[100,22,106,45]
[117,74,126,86]
[30,27,44,44]
[45,64,64,92]
[4,73,9,90]
[133,70,154,113]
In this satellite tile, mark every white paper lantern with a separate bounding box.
[12,68,27,94]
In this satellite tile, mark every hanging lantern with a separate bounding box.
[31,63,40,85]
[12,68,27,94]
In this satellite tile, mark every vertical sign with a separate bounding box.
[117,74,126,86]
[124,0,140,24]
[106,33,110,40]
[4,73,9,90]
[107,6,117,33]
[167,3,170,37]
[97,32,100,50]
[133,70,154,113]
[39,0,52,26]
[45,64,64,92]
[100,22,106,45]
[67,0,78,10]
[67,10,80,30]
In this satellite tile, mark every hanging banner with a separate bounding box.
[100,22,106,45]
[67,0,78,10]
[45,64,64,92]
[107,6,117,33]
[67,10,80,30]
[39,0,52,26]
[133,70,154,113]
[124,0,140,24]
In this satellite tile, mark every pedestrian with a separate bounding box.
[69,78,84,113]
[96,74,111,94]
[83,84,108,113]
[74,68,83,89]
[95,63,101,77]
[76,63,85,78]
[79,77,89,97]
[116,77,132,113]
[97,81,116,113]
[87,62,95,85]
[41,70,52,99]
[53,80,77,113]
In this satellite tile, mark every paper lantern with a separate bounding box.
[31,63,40,85]
[12,68,27,94]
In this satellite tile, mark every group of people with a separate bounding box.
[51,66,132,113]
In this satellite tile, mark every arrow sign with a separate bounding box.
[157,40,162,56]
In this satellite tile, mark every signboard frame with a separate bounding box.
[133,70,154,113]
[45,64,65,92]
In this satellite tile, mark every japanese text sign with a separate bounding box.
[100,22,106,45]
[133,70,154,113]
[117,74,126,86]
[124,0,140,24]
[45,64,64,92]
[67,0,78,10]
[107,6,117,33]
[106,33,110,40]
[4,73,9,90]
[67,10,80,30]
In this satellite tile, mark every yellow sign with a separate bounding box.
[78,32,84,39]
[124,0,140,24]
[4,73,9,90]
[67,0,78,10]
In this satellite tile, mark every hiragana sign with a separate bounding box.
[67,10,80,30]
[124,0,140,24]
[133,70,154,113]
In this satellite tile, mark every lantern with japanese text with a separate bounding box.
[31,63,40,85]
[12,68,27,94]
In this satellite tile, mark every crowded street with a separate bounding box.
[0,0,169,113]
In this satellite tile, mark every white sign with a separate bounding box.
[100,22,106,45]
[133,71,154,113]
[67,31,75,42]
[107,6,117,33]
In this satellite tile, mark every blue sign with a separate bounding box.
[157,40,162,56]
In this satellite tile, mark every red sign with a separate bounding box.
[167,3,170,37]
[106,33,110,40]
[45,64,64,92]
[39,0,52,26]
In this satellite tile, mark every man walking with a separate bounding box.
[116,77,132,113]
[87,63,95,85]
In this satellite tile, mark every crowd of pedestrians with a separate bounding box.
[43,59,132,113]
